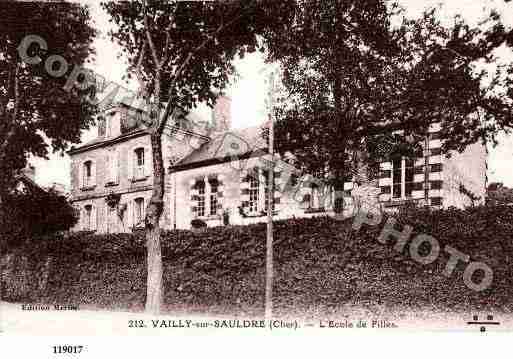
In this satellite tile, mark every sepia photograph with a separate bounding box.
[1,0,513,354]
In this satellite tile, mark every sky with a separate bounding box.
[32,0,513,190]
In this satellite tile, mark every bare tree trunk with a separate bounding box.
[145,129,165,314]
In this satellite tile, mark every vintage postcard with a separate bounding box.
[1,0,513,355]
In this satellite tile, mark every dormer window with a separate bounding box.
[98,116,106,137]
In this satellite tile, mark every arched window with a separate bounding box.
[83,160,93,187]
[134,197,145,226]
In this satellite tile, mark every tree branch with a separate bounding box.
[161,3,179,66]
[144,14,162,70]
[134,39,148,97]
[158,6,247,133]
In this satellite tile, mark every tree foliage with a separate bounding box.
[102,0,291,313]
[0,3,97,193]
[1,184,78,241]
[103,0,291,114]
[264,0,513,187]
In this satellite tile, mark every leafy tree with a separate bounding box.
[102,0,290,313]
[487,182,513,205]
[264,0,513,194]
[0,3,97,222]
[1,182,78,242]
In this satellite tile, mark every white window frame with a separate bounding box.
[209,179,218,216]
[249,173,259,213]
[197,182,206,217]
[134,147,145,180]
[84,204,92,230]
[134,197,145,226]
[82,160,94,188]
[391,157,415,199]
[98,116,106,137]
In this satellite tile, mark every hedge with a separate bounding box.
[2,204,513,316]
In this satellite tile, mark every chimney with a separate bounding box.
[211,96,232,133]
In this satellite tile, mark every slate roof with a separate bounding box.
[176,124,269,167]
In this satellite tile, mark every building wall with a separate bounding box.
[172,155,344,230]
[376,123,487,209]
[442,141,487,208]
[70,119,210,233]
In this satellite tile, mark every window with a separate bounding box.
[249,173,259,213]
[197,181,206,217]
[289,173,299,187]
[392,157,402,198]
[98,116,106,137]
[413,182,423,191]
[381,186,391,194]
[380,170,391,179]
[405,159,414,198]
[134,197,145,226]
[106,151,119,185]
[392,157,415,199]
[83,161,93,188]
[414,166,424,174]
[430,180,443,190]
[84,205,92,230]
[431,148,441,156]
[431,197,442,206]
[209,178,219,216]
[134,148,145,179]
[430,163,442,172]
[105,115,112,137]
[429,132,441,140]
[264,170,275,213]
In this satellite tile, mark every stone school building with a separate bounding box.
[69,97,487,233]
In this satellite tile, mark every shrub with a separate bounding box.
[191,218,207,229]
[1,189,78,241]
[1,204,513,316]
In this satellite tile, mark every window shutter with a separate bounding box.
[126,201,133,230]
[114,150,120,183]
[217,175,224,208]
[240,170,250,203]
[78,208,83,230]
[133,200,138,226]
[144,147,151,177]
[105,153,111,183]
[128,150,134,181]
[91,161,97,186]
[141,198,146,224]
[91,205,97,231]
[79,163,84,189]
